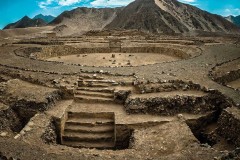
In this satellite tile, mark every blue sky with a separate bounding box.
[0,0,240,29]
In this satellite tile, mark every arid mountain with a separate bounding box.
[3,0,239,35]
[49,7,123,35]
[33,14,55,23]
[105,0,240,34]
[225,15,240,27]
[3,16,47,30]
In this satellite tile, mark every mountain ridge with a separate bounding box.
[49,7,123,35]
[105,0,240,34]
[3,0,240,34]
[3,16,47,30]
[225,15,240,27]
[33,14,55,23]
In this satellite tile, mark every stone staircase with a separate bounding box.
[60,75,120,149]
[61,112,116,149]
[74,78,118,103]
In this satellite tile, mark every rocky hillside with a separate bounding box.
[49,7,123,35]
[3,16,47,30]
[33,14,55,23]
[105,0,240,34]
[225,15,240,27]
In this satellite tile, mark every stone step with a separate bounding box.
[76,87,115,93]
[79,83,111,88]
[61,112,115,149]
[66,117,114,126]
[74,90,114,98]
[79,79,116,84]
[79,75,104,80]
[67,112,114,119]
[64,124,114,133]
[74,95,114,103]
[62,132,114,142]
[62,140,115,149]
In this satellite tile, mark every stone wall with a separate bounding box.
[32,45,190,60]
[0,105,23,132]
[217,107,240,147]
[137,80,202,93]
[214,69,240,85]
[15,47,42,58]
[35,46,111,59]
[125,91,232,116]
[121,47,190,59]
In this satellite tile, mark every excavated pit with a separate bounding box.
[186,110,235,151]
[0,101,58,137]
[0,79,63,139]
[51,84,234,151]
[0,105,31,133]
[115,125,134,150]
[186,111,220,146]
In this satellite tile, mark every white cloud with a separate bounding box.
[91,0,134,7]
[223,8,240,16]
[178,0,196,4]
[58,0,82,6]
[38,0,201,9]
[177,0,198,6]
[39,0,55,9]
[38,0,82,9]
[178,0,196,2]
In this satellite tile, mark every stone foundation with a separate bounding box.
[125,92,232,115]
[217,107,240,147]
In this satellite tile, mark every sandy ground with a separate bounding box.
[47,53,180,67]
[227,78,240,90]
[0,26,54,39]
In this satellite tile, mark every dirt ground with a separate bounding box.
[0,33,240,160]
[227,79,240,90]
[47,52,181,67]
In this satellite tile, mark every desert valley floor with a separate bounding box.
[0,31,240,159]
